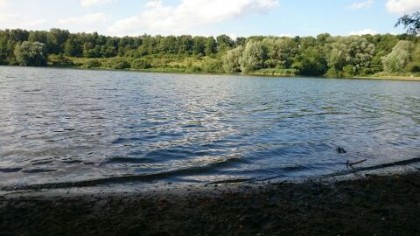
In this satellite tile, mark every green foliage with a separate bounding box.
[82,59,102,69]
[131,58,151,69]
[293,46,327,76]
[239,40,268,73]
[47,28,69,54]
[216,35,234,53]
[252,68,297,76]
[395,11,420,36]
[222,46,243,73]
[1,28,419,78]
[325,36,375,77]
[202,59,223,73]
[382,40,414,73]
[14,41,47,66]
[106,58,131,70]
[48,54,74,67]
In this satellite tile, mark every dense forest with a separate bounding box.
[0,28,419,77]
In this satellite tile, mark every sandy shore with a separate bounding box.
[1,172,419,236]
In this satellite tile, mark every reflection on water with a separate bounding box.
[0,67,419,190]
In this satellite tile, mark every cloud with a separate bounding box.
[386,0,420,14]
[109,0,279,36]
[59,13,107,25]
[348,28,378,35]
[0,13,46,30]
[347,0,374,10]
[0,0,7,8]
[80,0,112,7]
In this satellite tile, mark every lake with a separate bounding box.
[0,67,419,191]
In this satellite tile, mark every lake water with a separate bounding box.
[0,67,419,191]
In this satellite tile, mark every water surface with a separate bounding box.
[0,67,419,190]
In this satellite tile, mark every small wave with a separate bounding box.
[112,137,151,144]
[22,168,56,173]
[0,167,22,173]
[61,159,83,164]
[2,156,244,191]
[21,89,42,93]
[280,165,310,172]
[30,158,54,165]
[105,156,157,164]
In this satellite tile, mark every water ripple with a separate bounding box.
[1,67,419,190]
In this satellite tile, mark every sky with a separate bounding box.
[0,0,419,37]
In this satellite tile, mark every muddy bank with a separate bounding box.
[1,172,419,236]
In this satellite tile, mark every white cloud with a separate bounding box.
[0,13,46,30]
[59,13,107,25]
[109,0,279,36]
[386,0,420,15]
[80,0,112,7]
[0,0,8,8]
[348,28,378,35]
[347,0,374,10]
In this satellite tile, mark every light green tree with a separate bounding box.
[382,40,414,73]
[239,40,268,73]
[222,46,243,73]
[326,36,375,77]
[14,41,47,66]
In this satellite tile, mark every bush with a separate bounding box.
[82,59,101,69]
[49,54,74,67]
[131,58,151,69]
[107,58,131,70]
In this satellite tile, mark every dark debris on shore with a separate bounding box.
[1,172,419,236]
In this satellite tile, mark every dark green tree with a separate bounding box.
[47,28,70,54]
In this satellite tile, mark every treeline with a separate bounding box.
[0,28,419,77]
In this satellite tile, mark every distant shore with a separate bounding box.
[2,65,420,82]
[353,75,420,81]
[1,172,419,235]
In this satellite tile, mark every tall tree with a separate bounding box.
[47,28,70,54]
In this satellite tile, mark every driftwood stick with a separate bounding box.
[346,159,367,168]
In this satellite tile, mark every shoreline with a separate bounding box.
[2,65,420,81]
[1,171,419,235]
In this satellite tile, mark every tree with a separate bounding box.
[262,37,298,69]
[382,40,414,73]
[47,28,70,54]
[216,34,234,53]
[205,37,217,56]
[293,46,327,76]
[64,35,82,57]
[28,31,48,44]
[222,46,244,73]
[14,41,48,66]
[395,11,420,35]
[239,40,268,73]
[192,36,206,56]
[325,36,375,77]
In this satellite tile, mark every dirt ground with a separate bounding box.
[1,172,419,236]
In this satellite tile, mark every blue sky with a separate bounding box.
[0,0,419,37]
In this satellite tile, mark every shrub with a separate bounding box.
[82,59,101,69]
[131,58,151,69]
[107,58,131,70]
